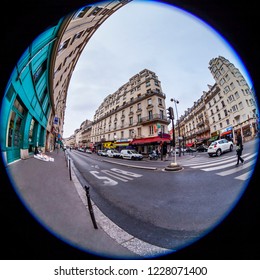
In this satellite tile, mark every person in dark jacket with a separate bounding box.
[236,130,244,166]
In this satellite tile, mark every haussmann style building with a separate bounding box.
[91,69,171,154]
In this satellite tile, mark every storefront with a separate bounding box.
[131,135,171,155]
[186,142,195,147]
[208,131,220,143]
[114,139,131,151]
[220,126,233,141]
[103,141,117,149]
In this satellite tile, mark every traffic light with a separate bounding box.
[167,106,174,120]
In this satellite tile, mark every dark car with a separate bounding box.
[186,147,197,153]
[196,144,208,152]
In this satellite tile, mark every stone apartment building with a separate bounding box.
[208,56,257,142]
[50,1,131,149]
[176,56,258,147]
[91,69,170,154]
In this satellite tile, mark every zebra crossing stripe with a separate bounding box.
[201,153,257,171]
[234,170,253,181]
[189,153,250,169]
[182,154,237,166]
[216,159,257,176]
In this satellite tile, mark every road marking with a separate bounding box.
[201,153,257,171]
[217,159,257,176]
[89,171,118,186]
[235,171,253,181]
[90,168,143,185]
[185,153,249,168]
[182,154,237,166]
[101,170,131,182]
[111,168,143,178]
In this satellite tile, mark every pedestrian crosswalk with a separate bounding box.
[181,152,258,181]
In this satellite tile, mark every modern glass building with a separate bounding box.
[0,0,131,165]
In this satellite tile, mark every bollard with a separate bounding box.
[84,186,98,229]
[68,158,72,181]
[65,152,68,167]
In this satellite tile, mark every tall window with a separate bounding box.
[160,110,164,119]
[33,60,47,84]
[148,110,153,120]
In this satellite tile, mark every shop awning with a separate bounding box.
[115,142,130,146]
[131,136,170,145]
[186,142,194,147]
[221,130,232,137]
[208,135,219,142]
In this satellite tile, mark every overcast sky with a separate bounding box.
[63,0,252,138]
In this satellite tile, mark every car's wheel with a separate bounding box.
[216,149,222,157]
[229,144,233,151]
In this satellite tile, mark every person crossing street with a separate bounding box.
[235,130,244,166]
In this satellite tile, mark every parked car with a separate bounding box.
[196,144,208,152]
[97,150,108,156]
[207,139,233,157]
[85,149,92,154]
[107,149,121,158]
[120,149,143,160]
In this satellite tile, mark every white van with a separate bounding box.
[120,149,143,160]
[106,149,121,158]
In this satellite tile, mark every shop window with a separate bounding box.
[33,59,47,84]
[5,84,15,102]
[7,98,26,148]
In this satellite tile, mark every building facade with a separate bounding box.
[0,0,132,164]
[0,22,63,164]
[175,56,258,148]
[208,56,258,142]
[91,69,170,154]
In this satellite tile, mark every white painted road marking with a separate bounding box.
[89,168,143,185]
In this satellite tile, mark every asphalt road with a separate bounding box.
[67,139,258,251]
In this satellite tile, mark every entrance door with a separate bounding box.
[6,110,24,162]
[6,98,26,163]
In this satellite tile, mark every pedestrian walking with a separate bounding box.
[235,130,244,166]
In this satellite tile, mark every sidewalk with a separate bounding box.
[6,149,139,259]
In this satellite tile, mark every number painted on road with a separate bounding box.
[110,168,142,178]
[89,171,118,186]
[89,168,142,185]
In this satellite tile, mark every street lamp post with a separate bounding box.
[171,98,181,157]
[165,105,182,171]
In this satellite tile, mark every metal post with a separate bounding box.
[171,118,176,164]
[85,186,98,229]
[68,158,72,181]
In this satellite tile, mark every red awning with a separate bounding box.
[131,136,170,145]
[221,130,232,137]
[186,142,194,147]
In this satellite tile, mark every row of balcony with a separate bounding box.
[94,114,169,130]
[94,90,166,123]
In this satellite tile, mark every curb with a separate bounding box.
[69,160,173,258]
